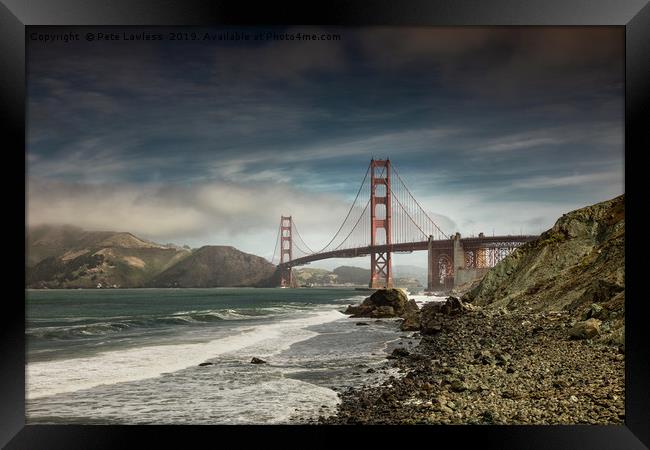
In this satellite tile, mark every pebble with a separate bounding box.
[322,306,624,425]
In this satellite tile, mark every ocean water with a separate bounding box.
[26,288,443,424]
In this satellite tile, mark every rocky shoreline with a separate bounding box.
[318,196,625,425]
[319,302,624,425]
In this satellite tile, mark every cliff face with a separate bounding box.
[463,195,624,344]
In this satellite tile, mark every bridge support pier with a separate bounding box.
[280,216,293,287]
[369,158,393,289]
[453,232,465,276]
[427,247,446,291]
[427,235,459,292]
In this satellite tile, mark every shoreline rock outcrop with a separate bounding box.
[344,289,422,331]
[400,299,421,331]
[420,296,469,335]
[344,288,412,317]
[462,194,624,348]
[321,195,625,426]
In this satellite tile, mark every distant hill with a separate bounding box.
[292,265,423,290]
[393,265,428,285]
[26,225,192,288]
[26,225,423,290]
[333,266,371,284]
[146,246,277,288]
[293,268,336,286]
[26,226,278,289]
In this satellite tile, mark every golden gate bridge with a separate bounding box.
[270,158,537,290]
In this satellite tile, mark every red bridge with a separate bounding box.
[271,159,537,291]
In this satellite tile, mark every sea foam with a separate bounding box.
[27,308,345,400]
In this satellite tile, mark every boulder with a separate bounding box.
[371,305,396,318]
[569,318,602,339]
[391,348,410,358]
[400,300,421,331]
[250,357,267,364]
[344,288,410,318]
[583,303,608,320]
[344,304,370,316]
[198,362,213,367]
[420,296,467,334]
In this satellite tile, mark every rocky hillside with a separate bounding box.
[293,268,337,286]
[463,195,624,347]
[27,225,278,289]
[333,266,371,284]
[27,225,192,288]
[146,245,277,288]
[293,265,424,290]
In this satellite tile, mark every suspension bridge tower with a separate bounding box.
[369,158,393,288]
[280,215,293,287]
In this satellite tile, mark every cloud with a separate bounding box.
[26,178,356,245]
[511,172,622,189]
[481,136,562,153]
[25,26,624,259]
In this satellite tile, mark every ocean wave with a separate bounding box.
[26,308,345,399]
[26,306,317,340]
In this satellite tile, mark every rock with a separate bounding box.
[346,289,409,318]
[445,296,466,315]
[501,389,521,399]
[569,319,602,339]
[366,368,376,373]
[580,279,624,305]
[370,306,396,318]
[198,362,213,366]
[440,405,454,415]
[391,348,410,358]
[250,357,267,364]
[450,380,469,392]
[419,296,469,335]
[495,352,512,366]
[474,350,495,365]
[404,299,420,315]
[400,299,421,331]
[584,303,609,320]
[344,304,372,316]
[355,322,370,326]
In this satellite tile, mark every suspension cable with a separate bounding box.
[292,238,313,256]
[387,179,429,240]
[292,221,315,254]
[333,162,386,250]
[312,161,372,253]
[332,198,371,251]
[392,164,449,239]
[270,224,281,264]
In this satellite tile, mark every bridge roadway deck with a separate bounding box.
[281,235,538,268]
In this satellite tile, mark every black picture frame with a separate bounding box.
[2,0,648,448]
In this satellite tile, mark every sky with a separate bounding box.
[27,27,624,269]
